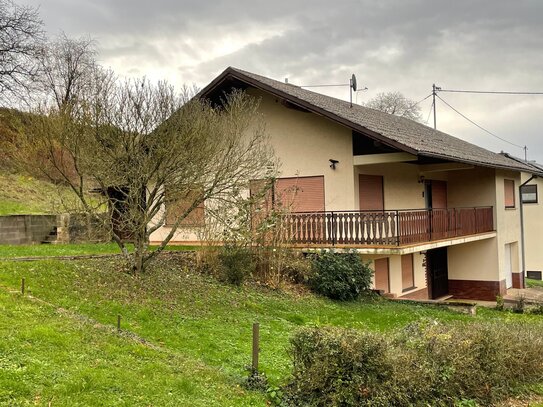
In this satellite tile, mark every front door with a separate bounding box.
[427,247,449,299]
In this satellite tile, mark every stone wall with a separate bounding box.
[0,213,111,245]
[56,213,110,243]
[0,215,57,245]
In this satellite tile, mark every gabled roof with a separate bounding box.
[200,67,539,174]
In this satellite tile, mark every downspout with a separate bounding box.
[520,175,537,281]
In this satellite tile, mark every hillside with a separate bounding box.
[0,108,79,215]
[1,250,542,405]
[0,171,80,215]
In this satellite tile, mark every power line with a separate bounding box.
[435,94,525,150]
[300,83,348,88]
[438,89,543,95]
[409,93,432,109]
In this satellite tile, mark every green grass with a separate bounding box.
[0,172,82,215]
[0,242,198,258]
[527,278,543,288]
[0,256,541,405]
[0,290,262,406]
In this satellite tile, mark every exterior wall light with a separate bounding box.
[329,159,339,169]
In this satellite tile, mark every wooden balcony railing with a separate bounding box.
[281,207,494,246]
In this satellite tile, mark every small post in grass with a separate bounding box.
[21,278,25,295]
[252,322,260,372]
[117,314,121,331]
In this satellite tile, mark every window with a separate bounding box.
[504,179,515,209]
[165,188,205,227]
[521,184,538,204]
[374,257,390,293]
[401,254,415,291]
[250,176,325,213]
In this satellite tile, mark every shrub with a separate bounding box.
[512,294,526,314]
[218,245,255,286]
[495,294,504,311]
[253,248,312,288]
[286,327,392,406]
[308,251,372,301]
[285,321,543,406]
[528,304,543,315]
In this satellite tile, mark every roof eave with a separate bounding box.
[419,152,542,175]
[198,68,418,156]
[199,68,539,175]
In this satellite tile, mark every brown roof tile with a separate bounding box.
[201,67,540,174]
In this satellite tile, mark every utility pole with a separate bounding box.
[524,145,528,161]
[432,84,441,130]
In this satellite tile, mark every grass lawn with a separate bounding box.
[0,243,199,258]
[1,254,542,405]
[0,290,262,406]
[0,172,83,216]
[527,278,543,288]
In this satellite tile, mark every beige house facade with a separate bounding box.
[519,167,543,280]
[151,67,542,301]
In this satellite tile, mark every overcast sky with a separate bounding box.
[27,0,543,163]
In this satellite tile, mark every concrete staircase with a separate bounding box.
[41,226,58,244]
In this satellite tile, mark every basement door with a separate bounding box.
[504,243,513,289]
[427,247,449,299]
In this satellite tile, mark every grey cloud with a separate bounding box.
[26,0,543,162]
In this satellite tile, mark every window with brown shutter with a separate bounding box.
[275,176,325,212]
[401,254,415,291]
[165,188,205,227]
[250,176,325,213]
[359,174,384,211]
[374,257,390,293]
[504,179,515,209]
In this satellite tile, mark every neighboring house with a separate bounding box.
[504,156,543,282]
[150,67,542,301]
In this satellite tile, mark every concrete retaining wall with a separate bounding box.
[0,215,57,245]
[56,213,110,243]
[0,213,111,245]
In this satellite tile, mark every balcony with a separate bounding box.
[281,207,494,247]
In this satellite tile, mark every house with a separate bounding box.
[150,67,542,301]
[505,156,543,282]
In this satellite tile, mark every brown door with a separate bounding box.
[359,174,384,211]
[401,254,415,291]
[425,180,448,239]
[374,257,390,293]
[425,180,447,209]
[432,181,447,209]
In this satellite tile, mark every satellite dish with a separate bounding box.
[351,74,357,91]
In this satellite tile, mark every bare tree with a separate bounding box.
[39,33,99,109]
[19,77,276,273]
[0,0,44,103]
[365,91,422,122]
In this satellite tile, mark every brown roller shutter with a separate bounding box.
[359,174,384,211]
[504,179,515,208]
[431,181,447,209]
[165,188,205,226]
[374,257,390,293]
[275,176,325,212]
[401,254,414,290]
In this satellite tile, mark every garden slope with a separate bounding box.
[2,253,543,405]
